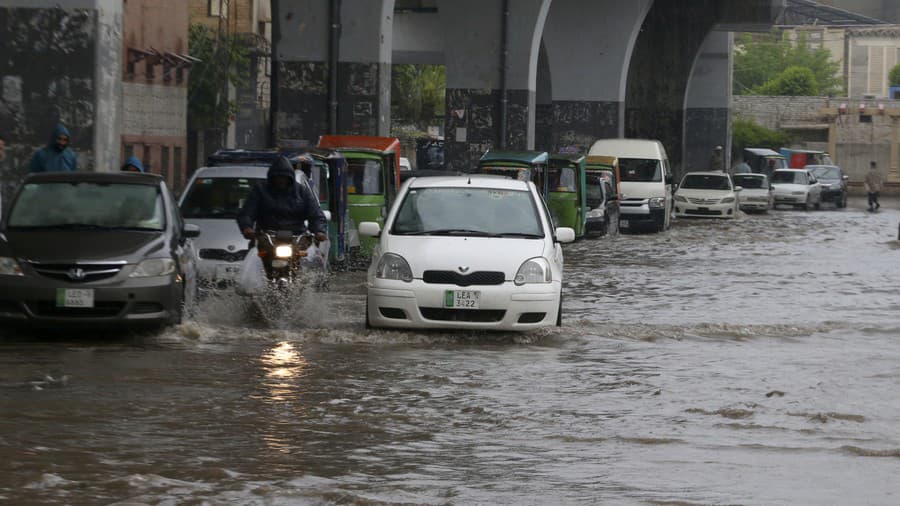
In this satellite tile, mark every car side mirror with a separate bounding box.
[555,227,576,243]
[842,175,849,180]
[323,210,333,222]
[183,223,201,239]
[359,221,381,237]
[734,186,743,192]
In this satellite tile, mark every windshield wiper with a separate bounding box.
[496,232,543,238]
[401,228,497,237]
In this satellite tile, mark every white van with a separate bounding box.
[587,139,674,232]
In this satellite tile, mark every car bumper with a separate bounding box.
[0,275,182,327]
[367,279,560,331]
[197,258,243,286]
[618,206,665,228]
[674,202,736,218]
[774,194,806,205]
[739,199,770,211]
[820,188,844,201]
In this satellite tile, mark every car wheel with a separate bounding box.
[555,295,563,327]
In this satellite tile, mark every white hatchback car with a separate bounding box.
[733,173,773,213]
[360,176,575,331]
[771,168,822,210]
[674,172,741,219]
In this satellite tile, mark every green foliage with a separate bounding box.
[754,66,818,96]
[188,24,251,130]
[732,117,789,158]
[391,64,446,125]
[734,30,842,96]
[889,64,900,87]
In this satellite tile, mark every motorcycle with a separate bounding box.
[255,229,315,287]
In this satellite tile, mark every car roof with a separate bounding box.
[682,171,729,177]
[733,173,766,177]
[407,175,531,191]
[23,171,164,186]
[588,138,666,158]
[191,165,271,178]
[804,164,840,170]
[479,150,549,164]
[744,148,783,157]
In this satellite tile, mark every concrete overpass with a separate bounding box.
[272,0,784,174]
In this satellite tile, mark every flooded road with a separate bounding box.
[3,199,900,505]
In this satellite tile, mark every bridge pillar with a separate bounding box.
[684,31,734,174]
[538,0,652,153]
[439,0,551,171]
[273,0,393,145]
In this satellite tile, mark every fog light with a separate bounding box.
[275,245,293,258]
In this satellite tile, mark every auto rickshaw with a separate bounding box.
[780,148,832,169]
[548,154,587,238]
[476,150,550,199]
[585,155,622,198]
[316,135,402,257]
[742,148,787,179]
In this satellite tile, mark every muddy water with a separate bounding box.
[2,201,900,505]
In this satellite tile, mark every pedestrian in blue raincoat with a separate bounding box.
[29,124,77,172]
[121,155,144,173]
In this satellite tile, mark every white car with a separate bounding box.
[771,168,822,210]
[360,176,575,331]
[673,172,740,219]
[733,173,773,213]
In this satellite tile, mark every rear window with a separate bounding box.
[180,177,264,219]
[347,159,383,195]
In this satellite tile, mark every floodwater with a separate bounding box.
[3,199,900,505]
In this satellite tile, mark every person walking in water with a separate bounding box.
[865,160,884,212]
[29,124,77,172]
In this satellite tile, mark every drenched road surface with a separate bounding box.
[3,200,900,505]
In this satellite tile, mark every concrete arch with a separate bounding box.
[683,30,734,174]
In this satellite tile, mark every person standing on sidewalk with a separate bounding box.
[864,160,884,212]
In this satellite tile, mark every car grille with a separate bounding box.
[199,249,249,262]
[685,209,724,216]
[28,301,126,318]
[745,197,769,202]
[422,270,505,286]
[419,307,506,322]
[687,197,721,205]
[620,199,646,207]
[28,262,125,283]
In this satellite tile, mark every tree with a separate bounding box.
[754,66,818,96]
[732,117,789,158]
[734,30,842,96]
[889,64,900,87]
[391,64,446,125]
[188,24,251,130]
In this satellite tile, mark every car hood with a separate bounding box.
[185,218,246,252]
[738,188,770,197]
[817,178,842,185]
[620,181,666,200]
[771,183,808,193]
[1,229,165,262]
[383,235,546,278]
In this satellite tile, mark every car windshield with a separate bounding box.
[810,166,841,179]
[680,174,731,190]
[549,166,577,192]
[586,174,605,208]
[619,158,661,182]
[772,171,807,184]
[733,175,767,189]
[347,158,383,195]
[180,177,264,219]
[391,187,543,237]
[9,182,165,230]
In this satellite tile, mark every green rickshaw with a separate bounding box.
[476,150,550,198]
[548,154,587,238]
[316,135,402,257]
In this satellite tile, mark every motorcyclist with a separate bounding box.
[237,156,328,242]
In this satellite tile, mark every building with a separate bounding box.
[122,0,191,192]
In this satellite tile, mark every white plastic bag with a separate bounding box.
[237,247,267,295]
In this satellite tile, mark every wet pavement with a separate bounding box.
[2,198,900,505]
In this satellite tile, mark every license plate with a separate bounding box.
[619,219,630,229]
[215,264,241,280]
[56,288,94,308]
[444,290,480,309]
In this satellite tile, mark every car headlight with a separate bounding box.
[586,208,605,218]
[648,197,665,208]
[0,257,23,276]
[674,195,687,203]
[791,191,805,195]
[820,183,831,189]
[515,257,551,286]
[275,245,293,258]
[130,258,176,278]
[721,197,735,203]
[375,253,413,282]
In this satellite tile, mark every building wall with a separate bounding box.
[122,0,189,191]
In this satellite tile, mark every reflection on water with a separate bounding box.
[3,203,900,504]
